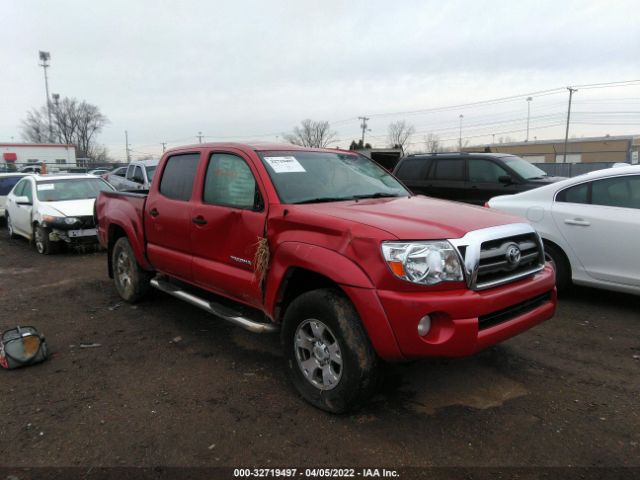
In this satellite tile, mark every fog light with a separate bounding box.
[417,315,432,337]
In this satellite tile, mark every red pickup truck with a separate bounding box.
[96,143,556,412]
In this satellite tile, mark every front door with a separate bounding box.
[190,151,267,308]
[10,178,34,236]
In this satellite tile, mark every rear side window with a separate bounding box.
[432,159,465,181]
[0,176,23,195]
[203,153,258,209]
[159,153,200,201]
[396,158,431,181]
[557,183,589,204]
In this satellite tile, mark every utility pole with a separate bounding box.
[161,142,167,153]
[358,116,370,144]
[458,114,464,151]
[525,97,533,142]
[125,130,131,163]
[563,87,577,163]
[197,131,203,143]
[38,51,52,142]
[492,133,496,144]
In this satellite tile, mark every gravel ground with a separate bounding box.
[0,228,638,477]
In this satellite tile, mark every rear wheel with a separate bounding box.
[112,237,152,303]
[282,288,378,413]
[544,242,570,291]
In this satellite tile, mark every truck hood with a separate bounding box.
[300,195,523,240]
[41,199,96,217]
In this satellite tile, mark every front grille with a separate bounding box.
[476,233,542,289]
[77,215,96,229]
[478,291,552,330]
[449,223,545,291]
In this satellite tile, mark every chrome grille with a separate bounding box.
[449,223,545,291]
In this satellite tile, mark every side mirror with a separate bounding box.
[15,195,32,205]
[498,175,514,185]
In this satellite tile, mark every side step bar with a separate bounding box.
[150,279,279,334]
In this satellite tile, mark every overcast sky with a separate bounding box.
[2,0,639,160]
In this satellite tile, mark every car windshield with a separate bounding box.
[145,165,157,181]
[36,178,114,202]
[259,151,409,204]
[501,156,548,179]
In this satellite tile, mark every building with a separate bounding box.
[0,143,77,171]
[466,135,640,164]
[356,147,404,171]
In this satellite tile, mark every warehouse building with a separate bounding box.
[467,135,639,164]
[0,143,77,171]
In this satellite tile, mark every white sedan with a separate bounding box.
[487,165,640,295]
[5,174,115,254]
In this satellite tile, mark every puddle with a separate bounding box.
[399,363,529,415]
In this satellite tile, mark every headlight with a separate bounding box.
[64,217,80,225]
[381,241,464,285]
[41,215,80,228]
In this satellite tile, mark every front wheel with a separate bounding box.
[112,237,152,303]
[33,224,59,255]
[282,288,379,413]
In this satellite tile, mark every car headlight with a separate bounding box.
[381,241,464,285]
[41,215,80,228]
[64,217,80,225]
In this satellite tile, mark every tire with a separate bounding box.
[111,237,152,303]
[33,224,60,255]
[282,288,378,413]
[544,242,570,291]
[6,214,18,239]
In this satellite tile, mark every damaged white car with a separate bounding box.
[4,174,115,254]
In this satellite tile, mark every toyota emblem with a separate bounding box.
[505,243,521,267]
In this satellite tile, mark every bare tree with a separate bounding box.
[387,120,415,152]
[21,97,109,161]
[424,133,442,153]
[283,119,337,148]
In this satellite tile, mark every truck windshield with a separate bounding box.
[501,156,548,179]
[36,178,114,202]
[259,151,408,204]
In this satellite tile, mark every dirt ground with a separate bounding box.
[0,228,638,476]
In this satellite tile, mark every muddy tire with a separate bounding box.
[6,214,18,239]
[112,237,152,303]
[282,288,378,413]
[544,242,570,292]
[33,224,60,255]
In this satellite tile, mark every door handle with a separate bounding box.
[149,208,159,217]
[564,218,590,227]
[192,216,207,225]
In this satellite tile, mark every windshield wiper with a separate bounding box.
[293,196,355,205]
[350,192,403,199]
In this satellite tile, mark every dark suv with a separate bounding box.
[393,152,563,205]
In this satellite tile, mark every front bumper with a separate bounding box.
[375,265,556,359]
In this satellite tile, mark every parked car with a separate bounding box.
[5,174,115,254]
[0,173,30,220]
[19,165,42,174]
[393,152,564,205]
[96,142,556,412]
[88,168,112,176]
[487,165,640,295]
[103,160,158,191]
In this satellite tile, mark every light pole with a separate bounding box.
[526,97,532,142]
[563,87,577,163]
[458,114,464,151]
[38,51,52,142]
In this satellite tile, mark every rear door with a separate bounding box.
[551,174,640,287]
[144,153,201,282]
[190,150,267,307]
[427,158,468,202]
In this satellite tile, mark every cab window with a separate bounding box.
[203,153,260,209]
[159,154,200,201]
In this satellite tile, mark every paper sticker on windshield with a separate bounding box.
[36,184,55,191]
[263,156,306,173]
